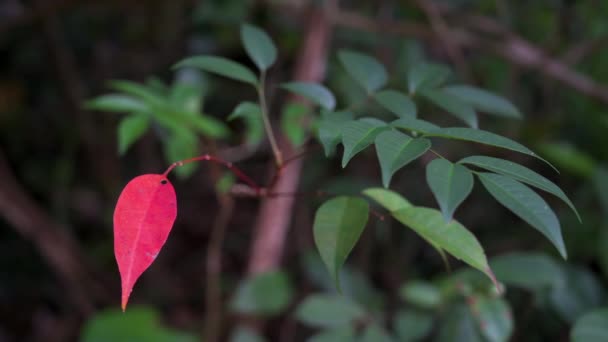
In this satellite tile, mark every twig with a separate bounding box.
[414,0,471,79]
[258,72,283,167]
[333,9,608,106]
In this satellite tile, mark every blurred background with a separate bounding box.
[1,0,608,341]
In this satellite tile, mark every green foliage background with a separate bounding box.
[1,0,608,341]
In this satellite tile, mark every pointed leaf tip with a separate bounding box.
[113,174,177,310]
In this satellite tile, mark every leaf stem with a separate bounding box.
[163,154,262,193]
[258,71,283,167]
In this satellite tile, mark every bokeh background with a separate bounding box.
[1,0,608,341]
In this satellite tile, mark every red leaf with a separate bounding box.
[113,174,177,311]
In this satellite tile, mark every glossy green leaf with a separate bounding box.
[228,102,264,145]
[341,120,387,167]
[240,24,277,71]
[471,296,513,342]
[313,197,369,288]
[230,271,293,316]
[426,159,474,221]
[399,280,442,309]
[375,130,430,187]
[374,89,417,118]
[390,117,440,134]
[281,82,336,110]
[408,62,451,94]
[421,89,478,128]
[362,188,412,212]
[571,308,608,342]
[316,111,353,156]
[360,325,394,342]
[425,127,554,170]
[489,252,563,291]
[280,102,308,147]
[394,309,433,341]
[478,173,566,258]
[117,115,149,155]
[338,50,387,93]
[393,207,495,284]
[174,56,258,85]
[460,156,580,221]
[86,94,149,113]
[81,307,197,342]
[443,85,522,119]
[295,294,366,328]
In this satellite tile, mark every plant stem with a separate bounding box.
[258,71,283,167]
[163,154,262,193]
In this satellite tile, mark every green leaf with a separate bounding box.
[360,325,394,342]
[421,89,478,128]
[86,94,149,113]
[394,309,433,341]
[338,50,388,93]
[174,56,258,85]
[437,304,483,342]
[470,296,513,342]
[240,24,277,71]
[117,115,149,155]
[478,173,566,259]
[374,89,417,118]
[295,294,366,328]
[392,207,495,283]
[390,117,440,135]
[230,326,267,342]
[186,113,230,139]
[341,120,387,167]
[375,130,430,187]
[571,308,608,342]
[230,271,293,316]
[426,159,474,221]
[109,81,166,108]
[443,85,522,119]
[316,111,354,156]
[82,307,197,342]
[309,326,356,342]
[280,102,308,147]
[362,188,412,212]
[313,197,369,289]
[549,266,604,323]
[228,102,264,145]
[460,156,580,221]
[281,82,336,110]
[425,127,555,170]
[408,62,451,94]
[399,280,442,309]
[489,252,563,291]
[164,131,198,179]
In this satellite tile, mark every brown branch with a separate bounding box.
[246,4,332,276]
[334,10,608,106]
[413,0,471,79]
[204,195,234,342]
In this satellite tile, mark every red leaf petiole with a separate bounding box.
[162,154,262,194]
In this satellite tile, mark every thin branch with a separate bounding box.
[258,72,283,167]
[333,9,608,106]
